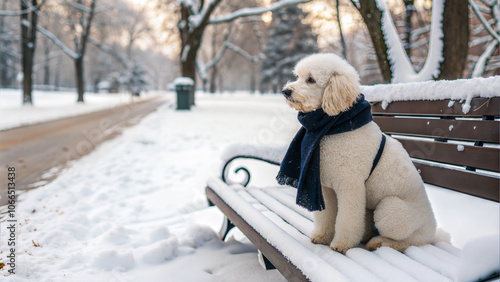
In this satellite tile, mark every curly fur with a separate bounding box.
[282,53,437,253]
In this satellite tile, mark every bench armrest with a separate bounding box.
[220,144,287,187]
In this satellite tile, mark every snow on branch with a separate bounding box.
[208,0,313,25]
[201,18,263,74]
[63,0,93,13]
[472,40,499,77]
[0,0,46,16]
[376,0,444,83]
[188,0,222,31]
[469,0,500,43]
[178,0,198,15]
[36,25,79,59]
[196,57,207,83]
[225,42,261,63]
[469,0,500,77]
[63,0,109,14]
[87,37,129,68]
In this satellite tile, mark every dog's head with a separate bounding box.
[281,53,360,116]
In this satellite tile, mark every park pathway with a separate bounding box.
[0,95,170,206]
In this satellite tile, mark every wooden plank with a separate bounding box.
[397,138,500,172]
[371,97,500,117]
[206,186,309,282]
[413,162,500,202]
[374,116,499,143]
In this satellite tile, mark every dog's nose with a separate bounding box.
[282,89,292,98]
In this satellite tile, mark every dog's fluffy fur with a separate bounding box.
[282,53,437,254]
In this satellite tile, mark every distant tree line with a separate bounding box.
[1,0,497,106]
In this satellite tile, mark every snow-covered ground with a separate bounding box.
[0,89,158,131]
[0,92,498,281]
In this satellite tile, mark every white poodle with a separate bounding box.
[281,53,436,254]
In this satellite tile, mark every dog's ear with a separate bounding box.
[322,72,360,116]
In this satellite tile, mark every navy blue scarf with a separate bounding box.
[276,95,373,211]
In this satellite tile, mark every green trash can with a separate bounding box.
[174,77,194,110]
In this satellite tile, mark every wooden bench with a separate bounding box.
[206,96,499,282]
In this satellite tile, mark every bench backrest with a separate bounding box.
[371,97,499,202]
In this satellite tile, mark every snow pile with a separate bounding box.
[0,93,296,281]
[0,89,156,130]
[362,76,500,113]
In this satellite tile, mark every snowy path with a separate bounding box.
[0,93,298,281]
[0,89,159,131]
[0,96,169,205]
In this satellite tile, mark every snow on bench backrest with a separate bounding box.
[361,76,500,114]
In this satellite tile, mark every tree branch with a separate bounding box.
[208,0,313,25]
[87,37,129,68]
[0,0,46,16]
[78,0,96,55]
[469,0,500,43]
[36,25,79,59]
[472,39,499,77]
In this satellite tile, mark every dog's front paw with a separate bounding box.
[330,242,350,255]
[310,230,334,245]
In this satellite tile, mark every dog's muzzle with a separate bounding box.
[282,88,292,99]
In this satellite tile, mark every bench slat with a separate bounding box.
[246,188,314,236]
[373,247,452,282]
[374,116,499,143]
[404,246,456,280]
[237,190,384,282]
[264,187,314,221]
[346,248,419,282]
[371,97,500,117]
[414,161,500,202]
[206,186,310,281]
[397,138,500,172]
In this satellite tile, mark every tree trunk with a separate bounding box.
[181,52,197,105]
[73,0,96,103]
[75,56,84,102]
[54,57,61,90]
[209,65,217,93]
[43,41,50,86]
[181,28,205,104]
[250,64,256,94]
[178,0,222,105]
[0,0,8,87]
[357,0,392,83]
[438,0,469,80]
[20,0,39,105]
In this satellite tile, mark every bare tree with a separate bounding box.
[350,0,470,83]
[37,0,96,103]
[159,0,313,105]
[350,0,392,82]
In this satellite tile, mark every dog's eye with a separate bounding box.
[306,77,316,84]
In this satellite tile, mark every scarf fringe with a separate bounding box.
[276,171,299,188]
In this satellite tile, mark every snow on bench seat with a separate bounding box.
[207,176,462,282]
